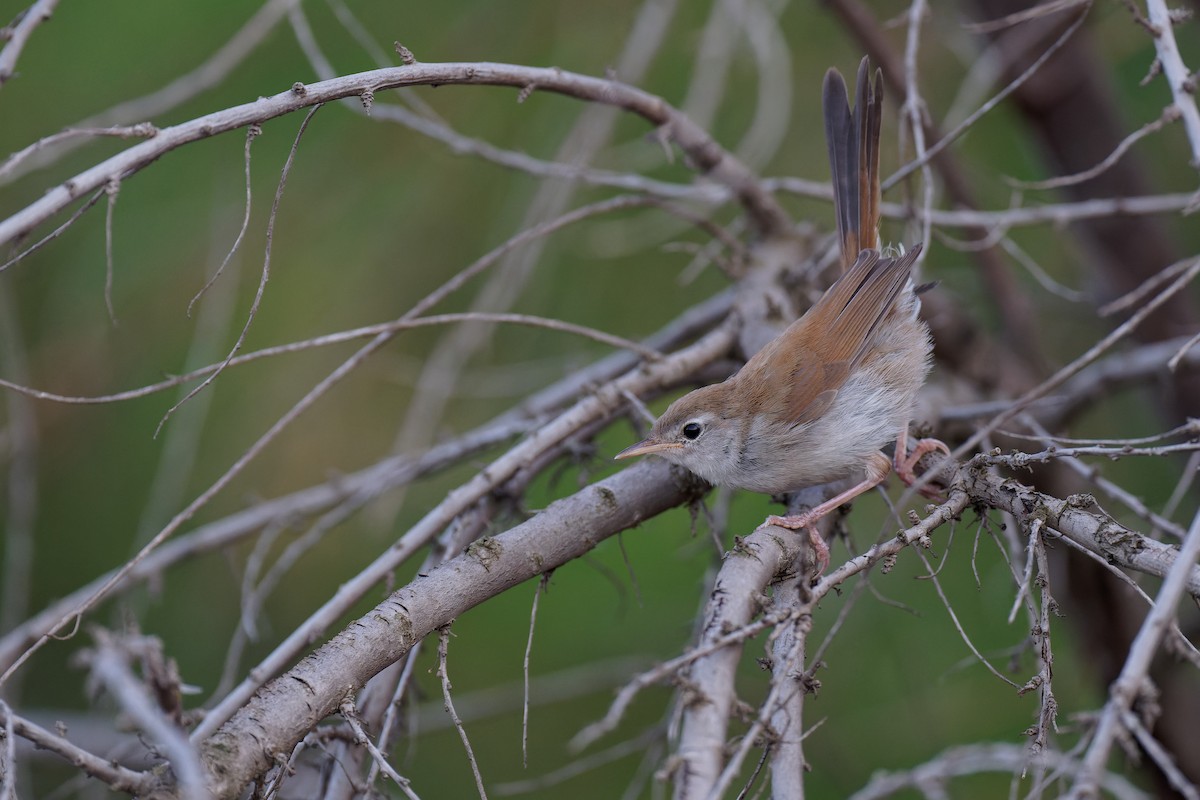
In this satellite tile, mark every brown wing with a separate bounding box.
[744,246,922,427]
[823,58,884,271]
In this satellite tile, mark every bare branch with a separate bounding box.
[1008,106,1181,190]
[0,0,300,185]
[337,698,421,800]
[437,628,488,800]
[768,179,1200,228]
[848,743,1147,800]
[952,256,1200,462]
[884,5,1090,189]
[155,104,321,436]
[1070,506,1200,796]
[192,318,735,741]
[187,124,259,316]
[0,61,791,250]
[961,465,1200,596]
[192,459,708,799]
[0,289,729,676]
[0,124,158,189]
[0,705,151,795]
[80,632,206,800]
[1140,0,1200,166]
[0,0,60,88]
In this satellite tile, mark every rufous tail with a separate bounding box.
[822,57,883,272]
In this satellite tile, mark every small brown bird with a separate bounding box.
[616,59,948,571]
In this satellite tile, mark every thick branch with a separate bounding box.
[961,465,1200,596]
[672,526,808,799]
[182,460,708,799]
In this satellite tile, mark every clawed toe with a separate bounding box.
[894,437,952,500]
[759,513,811,531]
[757,514,830,575]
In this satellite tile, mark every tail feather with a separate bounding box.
[822,68,857,269]
[856,59,882,254]
[823,57,883,271]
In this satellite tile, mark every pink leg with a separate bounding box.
[894,427,951,499]
[757,453,892,575]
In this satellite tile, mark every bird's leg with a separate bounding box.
[758,452,891,575]
[893,426,951,499]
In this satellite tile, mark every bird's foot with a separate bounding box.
[758,513,830,576]
[894,437,951,499]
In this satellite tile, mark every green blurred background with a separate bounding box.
[1,0,1197,796]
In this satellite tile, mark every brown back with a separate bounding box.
[744,246,921,427]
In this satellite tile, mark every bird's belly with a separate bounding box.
[728,363,923,494]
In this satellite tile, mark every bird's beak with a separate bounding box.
[614,439,683,460]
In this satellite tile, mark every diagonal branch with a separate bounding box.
[0,61,791,250]
[961,465,1200,596]
[189,459,709,800]
[0,0,60,88]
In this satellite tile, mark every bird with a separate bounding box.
[615,58,948,573]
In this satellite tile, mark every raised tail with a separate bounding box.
[823,57,883,272]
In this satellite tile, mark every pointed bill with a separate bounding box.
[614,439,683,460]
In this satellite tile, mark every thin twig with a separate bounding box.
[884,6,1090,189]
[0,0,301,186]
[1120,709,1200,800]
[847,742,1146,800]
[1029,530,1059,756]
[103,180,119,325]
[188,124,259,316]
[1009,106,1181,190]
[1167,329,1200,371]
[0,123,158,184]
[156,104,323,437]
[494,725,664,796]
[963,0,1090,32]
[0,189,105,275]
[438,628,489,800]
[916,547,1022,688]
[522,575,547,769]
[950,256,1200,467]
[338,698,422,800]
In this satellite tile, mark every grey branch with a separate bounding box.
[183,460,707,799]
[0,61,791,249]
[0,0,60,88]
[961,465,1200,596]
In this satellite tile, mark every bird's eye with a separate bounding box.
[682,422,703,440]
